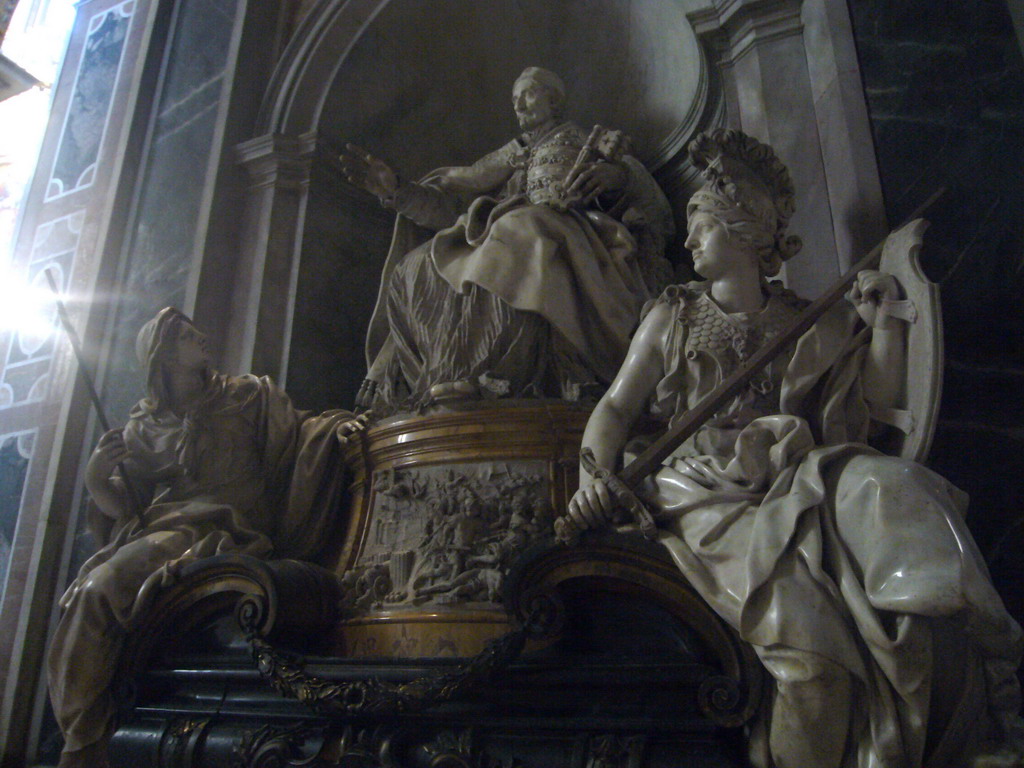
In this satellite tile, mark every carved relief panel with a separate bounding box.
[344,461,551,612]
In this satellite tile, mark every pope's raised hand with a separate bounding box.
[339,143,399,202]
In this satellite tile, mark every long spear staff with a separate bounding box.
[44,269,147,527]
[555,188,946,544]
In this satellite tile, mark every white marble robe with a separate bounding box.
[630,282,1022,767]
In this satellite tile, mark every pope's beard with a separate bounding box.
[516,111,556,131]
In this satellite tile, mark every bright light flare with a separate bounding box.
[0,263,61,350]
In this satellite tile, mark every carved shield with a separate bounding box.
[875,218,943,463]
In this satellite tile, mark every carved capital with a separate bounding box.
[689,0,804,66]
[236,131,318,191]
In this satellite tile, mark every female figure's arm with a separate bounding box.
[849,270,907,412]
[84,428,135,520]
[567,301,672,530]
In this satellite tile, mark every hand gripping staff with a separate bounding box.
[45,269,146,528]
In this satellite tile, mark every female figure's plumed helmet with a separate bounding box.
[686,128,802,277]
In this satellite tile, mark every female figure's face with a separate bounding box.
[171,321,209,372]
[684,211,756,281]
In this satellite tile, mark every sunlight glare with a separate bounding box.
[0,262,58,343]
[1,0,79,266]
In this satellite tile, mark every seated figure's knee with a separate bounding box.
[841,454,947,499]
[76,556,151,621]
[757,644,851,699]
[870,455,935,488]
[79,562,119,601]
[832,454,965,551]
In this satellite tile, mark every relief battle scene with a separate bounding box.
[345,461,552,611]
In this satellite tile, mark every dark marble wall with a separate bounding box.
[287,168,394,412]
[848,0,1024,643]
[100,0,238,424]
[0,433,30,597]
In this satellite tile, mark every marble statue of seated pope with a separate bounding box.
[341,66,674,412]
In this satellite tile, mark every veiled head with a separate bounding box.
[135,307,209,410]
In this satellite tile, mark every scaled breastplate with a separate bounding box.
[679,286,806,412]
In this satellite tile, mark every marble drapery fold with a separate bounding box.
[629,283,1022,767]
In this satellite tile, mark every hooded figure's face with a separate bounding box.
[171,321,209,372]
[135,307,207,411]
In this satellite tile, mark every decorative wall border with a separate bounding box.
[44,0,136,201]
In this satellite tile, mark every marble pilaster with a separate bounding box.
[231,131,317,385]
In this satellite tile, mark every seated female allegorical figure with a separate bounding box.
[47,307,365,768]
[566,128,1023,768]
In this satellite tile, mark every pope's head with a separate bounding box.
[512,67,565,131]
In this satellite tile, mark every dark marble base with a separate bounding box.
[112,653,748,768]
[102,548,755,768]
